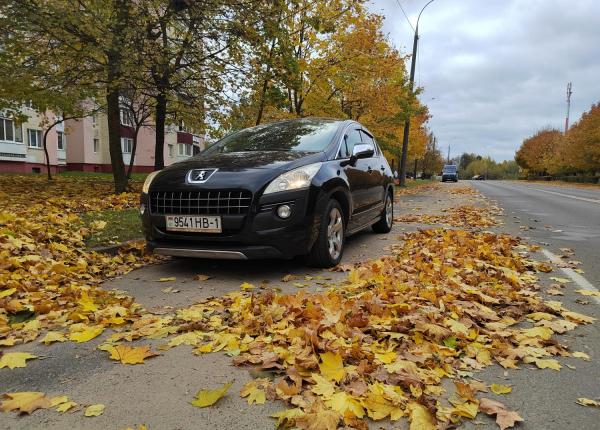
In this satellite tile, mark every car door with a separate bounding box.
[359,130,385,207]
[340,128,370,216]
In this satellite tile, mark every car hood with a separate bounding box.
[170,150,323,171]
[150,151,325,193]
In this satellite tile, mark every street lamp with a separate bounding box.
[399,0,435,187]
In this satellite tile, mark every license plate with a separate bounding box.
[165,215,222,233]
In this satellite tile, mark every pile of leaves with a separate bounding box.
[395,205,501,229]
[100,228,593,429]
[0,175,158,347]
[396,182,441,197]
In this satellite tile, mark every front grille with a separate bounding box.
[150,190,252,215]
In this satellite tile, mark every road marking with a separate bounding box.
[532,187,600,204]
[541,248,600,305]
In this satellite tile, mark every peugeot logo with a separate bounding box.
[187,168,217,184]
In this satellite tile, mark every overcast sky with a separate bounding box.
[369,0,600,161]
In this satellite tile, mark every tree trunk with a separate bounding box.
[154,92,167,170]
[42,127,53,181]
[127,126,141,179]
[106,89,127,193]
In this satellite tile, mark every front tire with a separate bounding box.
[372,190,393,233]
[306,199,345,268]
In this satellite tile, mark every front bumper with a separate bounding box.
[141,188,323,259]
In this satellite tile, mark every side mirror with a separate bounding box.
[352,143,374,160]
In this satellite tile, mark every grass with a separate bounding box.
[81,208,143,248]
[58,171,148,181]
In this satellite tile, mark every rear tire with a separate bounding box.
[372,190,393,233]
[306,199,345,268]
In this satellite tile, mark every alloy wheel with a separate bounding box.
[385,195,393,227]
[327,207,343,260]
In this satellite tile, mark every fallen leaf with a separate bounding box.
[576,397,600,407]
[490,384,512,395]
[84,404,105,417]
[190,381,233,408]
[479,398,523,430]
[319,352,345,382]
[106,345,159,364]
[0,392,52,414]
[0,352,37,369]
[158,277,176,282]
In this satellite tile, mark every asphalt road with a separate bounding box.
[3,182,600,430]
[471,180,600,286]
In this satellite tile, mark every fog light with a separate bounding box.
[277,204,292,219]
[139,203,146,215]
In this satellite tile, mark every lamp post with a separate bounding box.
[399,0,435,187]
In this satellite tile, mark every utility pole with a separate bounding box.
[398,0,435,187]
[447,145,450,164]
[565,82,573,134]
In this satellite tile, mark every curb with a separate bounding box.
[89,238,145,255]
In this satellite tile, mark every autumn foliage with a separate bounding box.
[516,102,600,179]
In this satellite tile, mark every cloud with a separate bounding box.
[369,0,600,160]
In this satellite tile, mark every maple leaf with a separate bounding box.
[40,331,67,345]
[240,380,266,405]
[69,326,104,343]
[295,407,340,430]
[572,351,591,361]
[191,381,233,408]
[576,397,600,407]
[56,401,78,412]
[407,402,436,430]
[310,373,335,399]
[158,277,176,282]
[0,352,37,369]
[84,404,105,417]
[106,344,159,364]
[319,352,345,382]
[490,384,512,395]
[0,392,52,414]
[78,291,98,312]
[324,392,364,418]
[479,398,523,430]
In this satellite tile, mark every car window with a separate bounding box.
[203,119,340,154]
[341,129,362,158]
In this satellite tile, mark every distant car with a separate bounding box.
[140,118,395,268]
[441,165,458,182]
[472,175,485,180]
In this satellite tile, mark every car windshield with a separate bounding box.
[443,165,457,173]
[203,119,339,155]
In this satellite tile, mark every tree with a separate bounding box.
[119,88,154,179]
[515,128,561,176]
[0,0,139,192]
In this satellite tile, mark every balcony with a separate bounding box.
[0,141,27,162]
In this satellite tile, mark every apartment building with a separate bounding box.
[0,106,204,174]
[0,106,62,173]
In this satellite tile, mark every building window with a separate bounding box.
[57,131,65,150]
[168,144,174,158]
[178,143,192,157]
[27,129,43,148]
[121,137,133,154]
[120,109,134,127]
[93,138,100,153]
[92,114,97,125]
[14,124,23,142]
[0,118,18,142]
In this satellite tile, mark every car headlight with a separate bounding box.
[263,162,322,195]
[142,171,161,194]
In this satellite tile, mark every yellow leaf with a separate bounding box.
[158,277,176,282]
[190,381,233,408]
[77,291,98,312]
[106,344,158,364]
[56,401,77,412]
[572,351,591,361]
[319,352,345,382]
[84,404,105,417]
[562,311,596,324]
[40,331,67,345]
[271,408,304,427]
[525,357,561,371]
[0,288,16,298]
[310,373,335,399]
[240,381,266,405]
[577,397,600,407]
[575,289,600,297]
[0,392,52,414]
[50,396,69,407]
[407,402,436,430]
[90,220,107,230]
[550,277,571,284]
[374,351,397,364]
[0,352,37,369]
[490,384,512,395]
[240,282,255,290]
[69,326,104,343]
[325,392,365,418]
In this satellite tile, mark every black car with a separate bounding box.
[441,164,458,182]
[140,118,394,267]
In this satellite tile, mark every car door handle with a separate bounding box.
[367,166,373,173]
[380,166,385,171]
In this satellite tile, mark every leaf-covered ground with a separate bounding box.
[1,176,597,429]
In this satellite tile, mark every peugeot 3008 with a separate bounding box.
[140,118,394,267]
